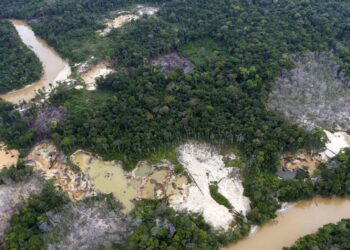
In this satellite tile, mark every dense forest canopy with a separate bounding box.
[287,219,350,250]
[0,21,42,93]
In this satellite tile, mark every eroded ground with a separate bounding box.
[97,14,139,36]
[280,150,321,175]
[81,62,114,90]
[0,143,19,170]
[279,130,350,177]
[97,5,159,36]
[170,142,250,230]
[26,142,96,201]
[71,143,250,230]
[71,151,188,212]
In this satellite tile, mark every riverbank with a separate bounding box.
[224,197,350,250]
[0,20,71,104]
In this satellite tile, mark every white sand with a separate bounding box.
[81,62,114,91]
[170,142,250,230]
[321,130,350,160]
[135,5,159,16]
[98,15,139,36]
[27,142,96,201]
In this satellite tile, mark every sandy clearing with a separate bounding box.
[321,130,350,160]
[81,62,114,91]
[26,142,96,202]
[279,130,350,176]
[0,143,19,170]
[97,14,139,36]
[71,151,188,213]
[280,150,321,175]
[170,142,250,230]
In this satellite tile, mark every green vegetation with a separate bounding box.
[2,182,69,250]
[0,21,42,93]
[209,184,232,209]
[0,161,33,184]
[0,100,37,154]
[120,200,250,249]
[246,148,350,225]
[1,0,350,248]
[287,219,350,250]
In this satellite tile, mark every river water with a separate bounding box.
[0,20,70,103]
[2,19,350,250]
[225,197,350,250]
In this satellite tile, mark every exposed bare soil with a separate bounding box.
[151,53,194,74]
[280,150,322,175]
[26,142,96,202]
[170,142,250,230]
[0,143,19,170]
[81,62,114,90]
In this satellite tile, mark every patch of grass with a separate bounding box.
[209,184,232,209]
[147,145,184,174]
[67,161,81,173]
[180,39,227,67]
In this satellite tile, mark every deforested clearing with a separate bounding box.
[135,5,159,16]
[97,14,139,36]
[151,53,194,74]
[71,151,188,212]
[280,150,322,175]
[169,142,250,230]
[0,176,43,240]
[81,62,114,91]
[320,130,350,160]
[26,142,96,202]
[0,143,19,170]
[269,52,350,131]
[43,198,133,250]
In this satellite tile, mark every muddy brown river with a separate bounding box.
[225,197,350,250]
[0,20,70,103]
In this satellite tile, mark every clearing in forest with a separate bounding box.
[26,142,96,201]
[0,177,43,240]
[0,143,19,170]
[269,52,350,131]
[97,5,159,36]
[151,53,194,74]
[71,151,188,212]
[170,142,250,230]
[81,62,114,91]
